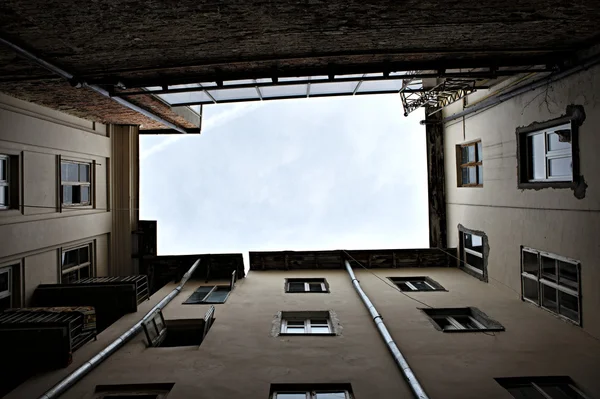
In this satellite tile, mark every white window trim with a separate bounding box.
[521,246,581,325]
[525,123,573,183]
[280,317,332,334]
[404,280,437,291]
[286,280,327,293]
[273,391,351,399]
[60,159,93,207]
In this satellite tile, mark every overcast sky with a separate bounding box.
[140,94,428,259]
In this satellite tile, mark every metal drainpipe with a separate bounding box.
[0,35,188,134]
[344,260,429,399]
[38,258,202,399]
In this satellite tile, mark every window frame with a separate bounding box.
[421,307,504,333]
[456,140,483,187]
[272,391,352,399]
[520,246,581,326]
[61,243,94,284]
[516,105,585,190]
[0,154,10,210]
[285,278,329,293]
[182,285,232,304]
[60,159,93,207]
[388,276,445,292]
[0,266,13,309]
[458,225,488,282]
[280,317,333,335]
[0,152,19,211]
[495,376,591,399]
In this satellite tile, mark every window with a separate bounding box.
[183,285,231,304]
[521,247,581,325]
[280,311,333,335]
[61,160,92,206]
[496,376,590,399]
[457,140,483,187]
[94,383,174,399]
[142,308,214,348]
[516,105,585,190]
[388,276,445,292]
[421,307,504,332]
[0,154,18,210]
[285,278,328,293]
[61,244,93,283]
[459,226,487,282]
[271,384,353,399]
[0,266,13,311]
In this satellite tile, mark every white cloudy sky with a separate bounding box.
[140,94,428,258]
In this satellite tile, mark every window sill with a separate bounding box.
[442,327,504,333]
[517,181,574,190]
[284,291,330,294]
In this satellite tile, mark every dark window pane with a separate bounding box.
[468,145,475,162]
[506,386,546,399]
[79,164,90,182]
[397,282,411,291]
[0,296,10,311]
[62,269,78,284]
[547,132,571,151]
[0,186,8,207]
[288,282,305,292]
[183,286,213,304]
[308,282,324,292]
[0,158,6,181]
[62,249,78,269]
[316,392,347,399]
[72,186,82,204]
[541,256,557,281]
[466,252,483,271]
[79,266,90,280]
[558,261,578,291]
[432,316,453,330]
[81,186,90,203]
[477,165,483,184]
[79,246,89,264]
[542,285,558,312]
[461,146,470,164]
[206,287,230,303]
[461,167,469,184]
[539,383,585,399]
[476,141,483,161]
[62,185,73,204]
[559,291,579,322]
[276,393,307,399]
[523,251,539,276]
[523,277,539,303]
[310,319,328,325]
[0,269,9,293]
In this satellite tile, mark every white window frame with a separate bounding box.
[0,154,10,210]
[280,317,332,334]
[525,123,573,183]
[461,231,484,275]
[273,390,352,399]
[60,159,92,207]
[389,277,444,292]
[0,266,13,307]
[61,243,94,283]
[521,247,581,325]
[286,279,327,293]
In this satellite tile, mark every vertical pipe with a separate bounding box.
[344,260,430,399]
[39,259,202,399]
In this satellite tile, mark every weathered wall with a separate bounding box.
[0,92,112,304]
[8,267,600,399]
[442,64,600,338]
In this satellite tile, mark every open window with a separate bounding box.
[142,307,215,348]
[60,159,92,207]
[456,140,483,187]
[458,225,488,282]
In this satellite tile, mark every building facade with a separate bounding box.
[0,92,139,310]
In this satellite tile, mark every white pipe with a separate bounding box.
[344,260,429,399]
[39,258,202,399]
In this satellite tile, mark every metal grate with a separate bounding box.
[75,275,149,305]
